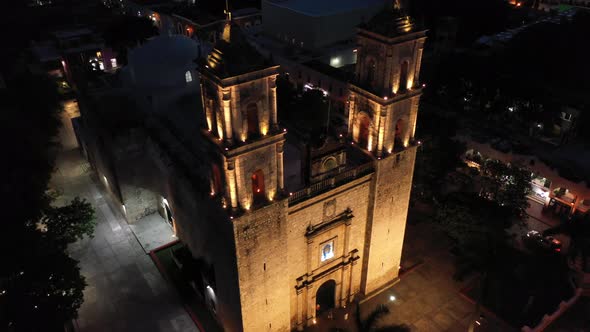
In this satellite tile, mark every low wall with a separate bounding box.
[521,288,583,332]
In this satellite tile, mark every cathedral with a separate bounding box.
[186,6,427,330]
[82,4,426,332]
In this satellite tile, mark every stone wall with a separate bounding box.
[362,146,417,295]
[233,200,291,332]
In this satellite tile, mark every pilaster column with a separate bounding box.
[348,94,356,138]
[226,159,238,209]
[277,142,284,190]
[222,90,233,143]
[340,266,349,307]
[231,85,242,140]
[200,83,209,130]
[377,106,387,157]
[296,287,304,331]
[270,77,278,130]
[414,47,424,86]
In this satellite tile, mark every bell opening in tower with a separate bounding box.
[399,61,409,92]
[247,103,260,138]
[359,114,370,150]
[251,169,265,204]
[394,118,404,151]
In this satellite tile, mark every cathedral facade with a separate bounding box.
[176,8,428,331]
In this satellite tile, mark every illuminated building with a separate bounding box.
[77,4,426,331]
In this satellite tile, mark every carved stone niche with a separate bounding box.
[323,199,336,220]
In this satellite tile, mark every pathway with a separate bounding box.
[50,149,198,332]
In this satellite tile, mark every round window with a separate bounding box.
[323,158,338,172]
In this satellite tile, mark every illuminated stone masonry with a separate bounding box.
[163,8,427,332]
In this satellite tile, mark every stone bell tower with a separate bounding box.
[199,21,291,332]
[346,6,427,295]
[200,21,285,212]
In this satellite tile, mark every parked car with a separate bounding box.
[523,230,562,253]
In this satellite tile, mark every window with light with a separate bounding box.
[320,241,335,262]
[185,71,193,83]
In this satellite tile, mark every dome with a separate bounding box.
[125,35,201,89]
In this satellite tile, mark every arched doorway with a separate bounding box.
[246,103,260,137]
[163,200,173,227]
[394,118,404,150]
[399,61,409,92]
[251,169,265,202]
[315,280,336,315]
[358,114,370,149]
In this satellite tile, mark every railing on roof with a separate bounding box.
[288,162,375,205]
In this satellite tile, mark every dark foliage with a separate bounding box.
[0,73,96,331]
[353,304,411,332]
[408,0,510,45]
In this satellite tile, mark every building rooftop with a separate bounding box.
[266,0,388,17]
[359,8,421,38]
[203,23,273,78]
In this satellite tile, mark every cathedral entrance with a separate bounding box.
[315,280,336,315]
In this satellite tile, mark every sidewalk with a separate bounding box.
[51,149,198,332]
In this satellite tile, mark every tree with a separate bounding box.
[0,72,96,331]
[39,197,96,250]
[1,232,87,331]
[103,15,159,65]
[479,159,531,218]
[411,105,466,203]
[435,192,516,330]
[353,304,411,332]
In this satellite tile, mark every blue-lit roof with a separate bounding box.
[267,0,389,16]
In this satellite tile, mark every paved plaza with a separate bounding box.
[361,219,516,332]
[50,149,198,332]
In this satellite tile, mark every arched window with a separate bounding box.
[366,59,376,87]
[399,61,409,92]
[358,113,371,149]
[251,170,265,200]
[395,118,404,149]
[322,157,338,173]
[185,70,193,83]
[246,103,260,137]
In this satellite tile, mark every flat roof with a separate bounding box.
[266,0,388,16]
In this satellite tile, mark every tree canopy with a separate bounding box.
[0,72,96,331]
[353,304,411,332]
